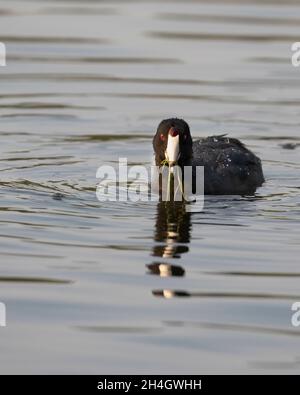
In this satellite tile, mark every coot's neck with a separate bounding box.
[177,156,193,169]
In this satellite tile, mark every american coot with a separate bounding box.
[153,118,264,195]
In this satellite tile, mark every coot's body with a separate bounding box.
[153,118,264,196]
[192,136,264,195]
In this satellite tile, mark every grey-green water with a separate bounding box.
[0,0,300,374]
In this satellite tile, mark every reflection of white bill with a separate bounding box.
[0,302,6,327]
[0,42,6,66]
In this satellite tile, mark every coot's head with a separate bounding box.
[153,118,193,167]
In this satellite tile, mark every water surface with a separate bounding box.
[0,0,300,374]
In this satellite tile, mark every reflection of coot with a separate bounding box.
[152,201,191,259]
[148,202,191,278]
[147,263,185,277]
[152,290,190,298]
[153,118,264,195]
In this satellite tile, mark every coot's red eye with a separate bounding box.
[160,133,166,141]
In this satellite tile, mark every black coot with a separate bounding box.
[153,118,264,195]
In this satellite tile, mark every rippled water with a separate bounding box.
[0,0,300,374]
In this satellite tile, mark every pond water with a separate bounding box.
[0,0,299,374]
